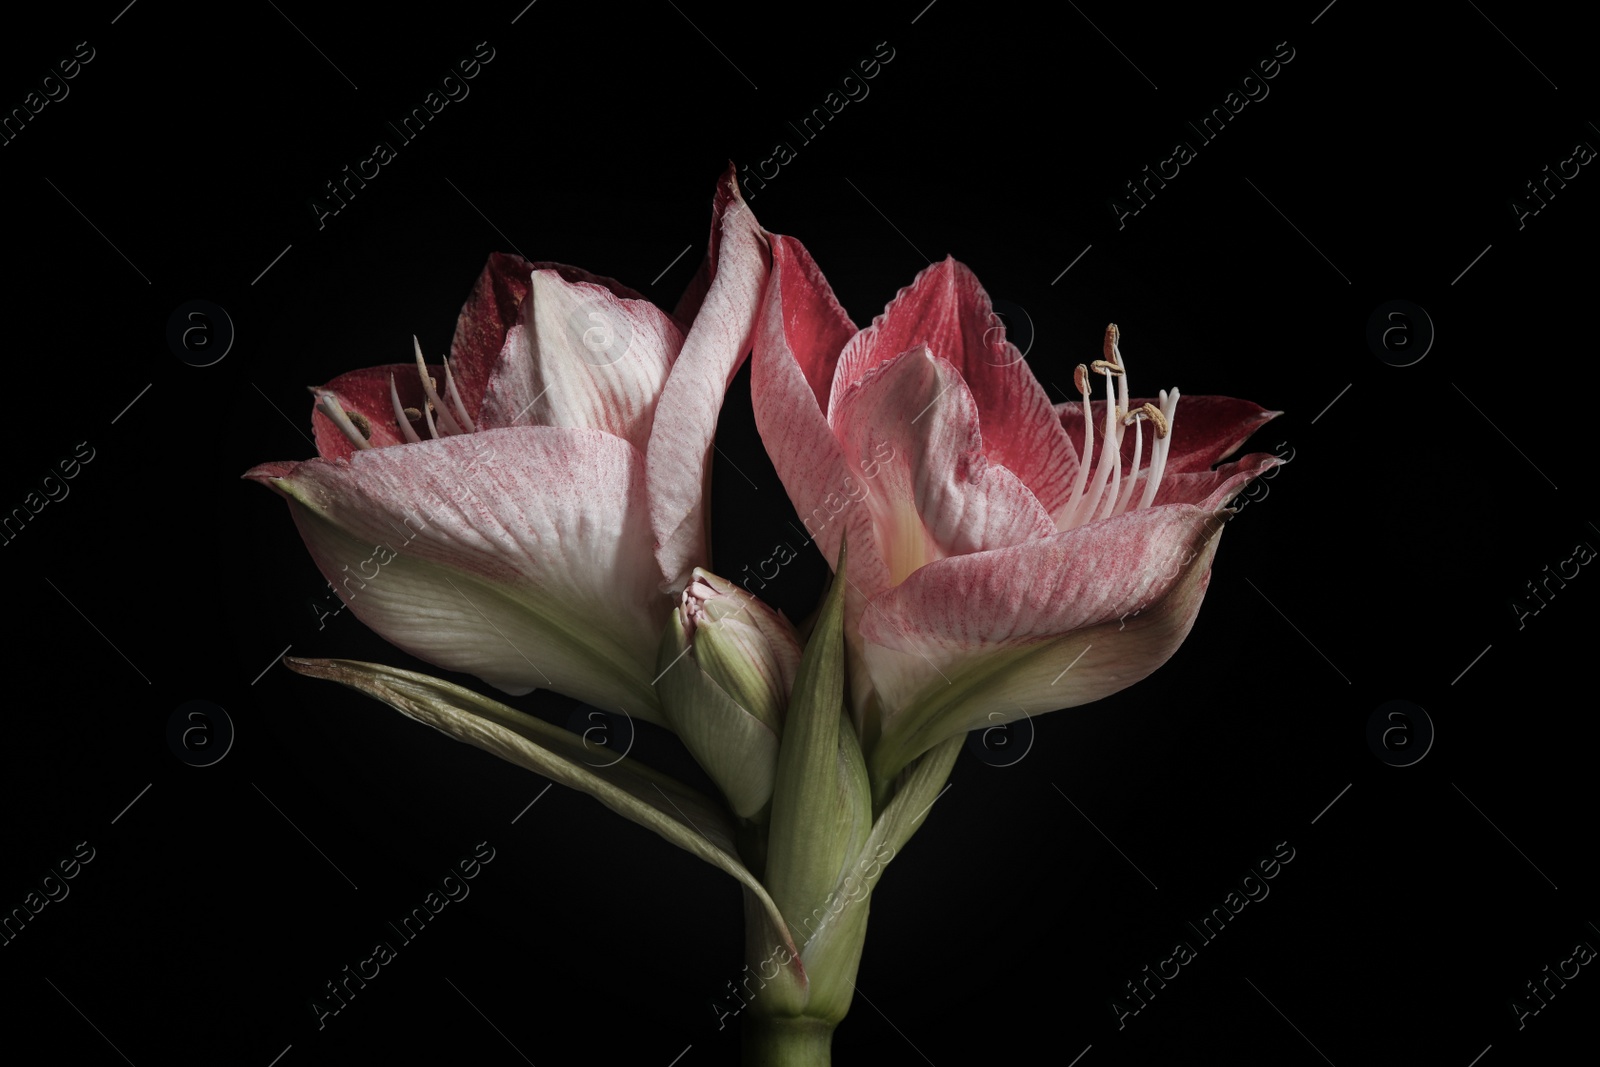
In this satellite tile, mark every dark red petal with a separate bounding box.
[446,253,534,424]
[309,363,433,460]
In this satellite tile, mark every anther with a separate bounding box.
[1074,363,1091,395]
[1139,402,1168,439]
[1090,359,1124,375]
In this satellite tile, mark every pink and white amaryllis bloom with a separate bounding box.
[246,172,767,724]
[751,240,1281,781]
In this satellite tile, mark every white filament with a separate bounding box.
[389,373,422,444]
[314,391,373,450]
[1059,329,1181,529]
[443,356,476,433]
[414,337,463,436]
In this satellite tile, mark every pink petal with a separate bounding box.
[244,426,669,721]
[670,162,741,325]
[1151,452,1281,508]
[830,258,1079,519]
[647,172,772,593]
[475,271,683,454]
[750,235,892,724]
[861,502,1235,766]
[747,234,872,579]
[829,347,1056,588]
[767,234,858,413]
[448,253,651,426]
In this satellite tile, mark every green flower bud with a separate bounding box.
[656,569,801,818]
[682,571,800,734]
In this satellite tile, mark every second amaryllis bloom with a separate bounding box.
[750,239,1281,783]
[246,170,768,724]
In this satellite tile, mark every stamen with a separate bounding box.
[1114,410,1145,515]
[389,373,422,444]
[1096,326,1133,519]
[420,392,441,440]
[1137,389,1179,511]
[443,356,476,433]
[1104,323,1119,361]
[1064,364,1096,523]
[1111,334,1130,417]
[313,390,373,450]
[413,337,464,436]
[1096,407,1123,522]
[1075,365,1121,524]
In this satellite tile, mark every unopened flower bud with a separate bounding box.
[656,569,801,818]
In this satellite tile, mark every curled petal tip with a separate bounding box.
[242,460,296,485]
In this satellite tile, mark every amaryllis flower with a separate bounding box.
[246,170,767,724]
[751,241,1280,783]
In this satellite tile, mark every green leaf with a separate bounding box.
[764,537,872,955]
[799,733,963,1003]
[286,657,803,974]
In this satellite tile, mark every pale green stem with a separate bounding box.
[742,1016,836,1066]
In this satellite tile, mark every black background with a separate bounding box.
[3,1,1595,1064]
